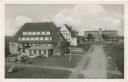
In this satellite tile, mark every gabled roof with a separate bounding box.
[64,24,72,33]
[15,22,56,37]
[64,24,78,37]
[15,22,64,44]
[56,27,67,42]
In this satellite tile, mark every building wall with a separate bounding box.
[60,26,77,46]
[9,42,19,55]
[71,37,77,46]
[84,29,118,43]
[26,49,49,58]
[60,26,71,42]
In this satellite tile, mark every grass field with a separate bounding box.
[5,50,82,78]
[5,65,71,78]
[104,43,124,78]
[32,55,82,68]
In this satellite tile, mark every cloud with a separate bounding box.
[15,16,32,27]
[6,16,32,36]
[50,4,123,35]
[6,4,123,36]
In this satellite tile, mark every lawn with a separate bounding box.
[104,43,124,78]
[32,55,82,68]
[5,53,82,78]
[5,65,71,78]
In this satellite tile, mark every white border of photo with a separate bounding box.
[0,0,127,82]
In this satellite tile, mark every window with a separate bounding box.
[47,44,51,46]
[24,44,27,46]
[34,50,36,54]
[42,32,45,35]
[39,50,41,54]
[37,32,40,35]
[40,37,44,40]
[30,37,34,40]
[19,44,22,47]
[48,37,51,40]
[55,51,58,53]
[45,44,48,46]
[33,44,35,46]
[23,32,27,35]
[11,44,14,46]
[44,32,47,35]
[22,37,25,40]
[44,37,47,40]
[44,50,46,54]
[29,43,32,46]
[26,38,29,40]
[44,50,46,52]
[47,32,50,35]
[18,38,21,41]
[33,32,35,35]
[29,50,32,54]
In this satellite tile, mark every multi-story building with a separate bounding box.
[59,24,78,46]
[9,22,69,58]
[84,28,118,43]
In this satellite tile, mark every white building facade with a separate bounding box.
[60,25,77,46]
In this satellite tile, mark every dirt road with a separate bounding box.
[68,44,107,79]
[83,45,107,79]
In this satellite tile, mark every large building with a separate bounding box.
[84,28,118,43]
[59,24,78,46]
[9,22,70,58]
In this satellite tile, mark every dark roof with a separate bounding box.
[64,24,72,33]
[64,24,78,37]
[15,22,64,44]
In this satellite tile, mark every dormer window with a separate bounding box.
[37,32,40,35]
[23,32,27,35]
[35,37,39,40]
[44,32,47,35]
[22,37,25,40]
[28,32,31,35]
[42,32,45,35]
[26,38,29,40]
[47,32,50,35]
[33,32,35,35]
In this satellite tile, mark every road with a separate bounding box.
[68,44,107,79]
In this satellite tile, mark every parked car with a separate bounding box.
[8,66,23,73]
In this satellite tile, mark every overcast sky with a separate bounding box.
[5,4,124,36]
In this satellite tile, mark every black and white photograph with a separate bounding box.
[5,4,124,79]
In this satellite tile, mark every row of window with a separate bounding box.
[22,31,51,35]
[29,50,48,55]
[19,37,52,41]
[19,43,51,47]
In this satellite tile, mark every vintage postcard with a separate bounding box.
[0,0,127,82]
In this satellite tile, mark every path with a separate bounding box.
[6,63,74,71]
[68,44,107,79]
[83,44,107,79]
[68,46,94,78]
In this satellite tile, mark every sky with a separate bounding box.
[5,4,124,36]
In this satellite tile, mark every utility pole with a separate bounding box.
[69,42,72,62]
